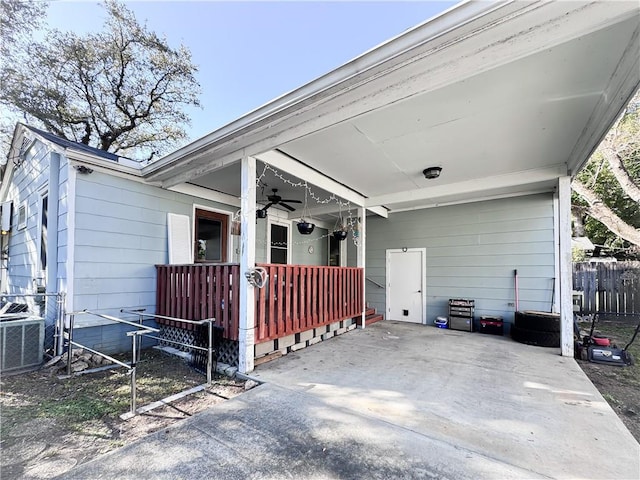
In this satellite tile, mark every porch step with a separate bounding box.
[356,307,384,326]
[366,314,384,326]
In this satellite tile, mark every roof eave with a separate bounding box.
[143,0,515,177]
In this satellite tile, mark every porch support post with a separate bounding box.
[357,207,366,328]
[239,155,257,373]
[557,176,573,357]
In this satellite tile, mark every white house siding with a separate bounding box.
[365,194,556,330]
[72,171,238,352]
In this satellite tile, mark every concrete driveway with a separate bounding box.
[61,322,639,479]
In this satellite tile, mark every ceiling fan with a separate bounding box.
[259,188,302,215]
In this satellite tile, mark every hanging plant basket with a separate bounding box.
[297,220,315,235]
[332,229,348,241]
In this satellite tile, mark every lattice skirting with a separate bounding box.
[159,325,239,368]
[159,325,196,352]
[217,339,239,367]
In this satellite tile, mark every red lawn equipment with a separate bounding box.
[576,314,638,367]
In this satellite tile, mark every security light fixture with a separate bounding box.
[423,166,442,179]
[256,208,267,219]
[75,165,94,175]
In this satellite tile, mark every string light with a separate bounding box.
[233,163,362,247]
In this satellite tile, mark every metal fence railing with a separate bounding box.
[64,309,221,417]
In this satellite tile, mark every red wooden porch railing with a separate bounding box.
[155,264,240,341]
[155,263,364,345]
[254,264,364,343]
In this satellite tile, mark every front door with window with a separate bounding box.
[195,209,228,262]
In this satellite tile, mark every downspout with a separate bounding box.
[46,153,60,335]
[47,153,60,297]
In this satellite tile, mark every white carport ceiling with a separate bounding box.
[277,16,638,211]
[145,1,640,214]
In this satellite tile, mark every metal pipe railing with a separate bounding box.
[68,310,161,332]
[63,309,219,416]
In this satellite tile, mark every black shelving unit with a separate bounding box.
[448,299,474,332]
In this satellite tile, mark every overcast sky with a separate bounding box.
[44,1,455,145]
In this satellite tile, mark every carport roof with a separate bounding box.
[144,1,640,213]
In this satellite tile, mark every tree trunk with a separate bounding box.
[572,180,640,246]
[603,148,640,203]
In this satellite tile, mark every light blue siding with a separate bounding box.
[5,142,69,301]
[291,227,328,265]
[5,140,50,293]
[73,172,237,327]
[365,194,556,329]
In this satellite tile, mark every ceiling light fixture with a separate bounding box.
[423,166,442,179]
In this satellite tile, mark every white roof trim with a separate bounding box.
[143,1,518,178]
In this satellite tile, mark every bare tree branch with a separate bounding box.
[602,143,640,204]
[0,0,200,160]
[572,179,640,246]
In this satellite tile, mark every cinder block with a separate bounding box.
[335,327,347,336]
[347,324,357,331]
[277,334,295,350]
[296,329,314,343]
[339,321,344,328]
[308,336,322,346]
[313,328,325,337]
[290,342,306,352]
[254,340,275,358]
[322,332,334,341]
[328,322,340,332]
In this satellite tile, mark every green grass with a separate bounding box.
[0,350,207,442]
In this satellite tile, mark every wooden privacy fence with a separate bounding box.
[254,264,364,343]
[573,261,640,315]
[155,264,240,341]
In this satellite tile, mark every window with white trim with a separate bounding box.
[268,218,290,264]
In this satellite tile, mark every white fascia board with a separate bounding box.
[168,183,241,208]
[388,187,554,214]
[151,2,638,189]
[366,206,388,218]
[255,150,367,207]
[66,150,145,178]
[567,33,640,176]
[304,203,388,219]
[143,1,520,183]
[366,165,566,209]
[146,1,507,168]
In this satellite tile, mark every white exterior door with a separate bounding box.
[386,249,426,323]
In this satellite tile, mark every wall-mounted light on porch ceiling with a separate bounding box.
[423,166,442,179]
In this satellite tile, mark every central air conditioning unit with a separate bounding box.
[0,314,45,373]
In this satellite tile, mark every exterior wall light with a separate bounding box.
[75,165,94,174]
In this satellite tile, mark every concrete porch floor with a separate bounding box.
[60,321,639,479]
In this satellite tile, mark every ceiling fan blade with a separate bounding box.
[280,199,302,204]
[262,202,275,210]
[280,203,296,212]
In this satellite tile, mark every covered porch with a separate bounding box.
[143,1,639,373]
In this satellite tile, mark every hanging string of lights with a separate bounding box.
[231,163,361,247]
